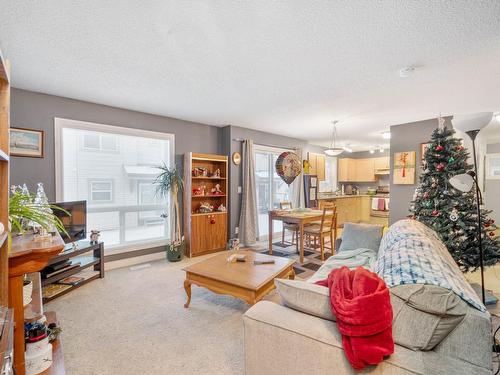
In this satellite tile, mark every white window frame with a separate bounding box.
[486,153,500,180]
[89,179,114,203]
[54,117,175,252]
[82,132,119,152]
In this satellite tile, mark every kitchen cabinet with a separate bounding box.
[338,158,376,182]
[318,196,371,226]
[374,157,390,174]
[308,152,326,181]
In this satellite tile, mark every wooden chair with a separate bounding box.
[279,201,299,250]
[304,204,337,261]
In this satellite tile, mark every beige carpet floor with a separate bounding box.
[46,254,272,375]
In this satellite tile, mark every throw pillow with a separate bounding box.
[338,223,383,253]
[274,278,335,321]
[390,284,467,350]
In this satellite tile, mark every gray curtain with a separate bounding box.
[292,148,305,208]
[239,139,259,246]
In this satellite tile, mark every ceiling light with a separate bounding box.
[324,121,344,157]
[379,147,385,153]
[399,66,416,78]
[381,131,391,140]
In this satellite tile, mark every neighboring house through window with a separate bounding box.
[89,180,113,202]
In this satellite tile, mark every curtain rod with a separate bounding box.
[232,138,301,150]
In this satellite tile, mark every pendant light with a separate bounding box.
[324,121,344,156]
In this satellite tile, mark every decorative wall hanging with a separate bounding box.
[393,151,416,185]
[275,151,301,185]
[232,152,241,165]
[10,127,44,157]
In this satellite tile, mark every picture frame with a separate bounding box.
[10,127,44,158]
[421,142,431,160]
[393,151,416,185]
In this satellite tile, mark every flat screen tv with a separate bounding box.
[52,200,87,243]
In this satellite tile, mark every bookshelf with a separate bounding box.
[184,153,228,257]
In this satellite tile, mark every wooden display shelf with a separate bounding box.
[191,211,227,217]
[43,270,100,303]
[40,311,65,375]
[192,176,227,180]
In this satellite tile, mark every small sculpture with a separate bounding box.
[210,184,223,195]
[90,230,101,244]
[217,204,226,212]
[193,186,204,196]
[198,202,214,213]
[212,168,221,178]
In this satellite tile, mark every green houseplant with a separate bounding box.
[154,164,185,262]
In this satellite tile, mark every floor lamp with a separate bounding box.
[450,112,493,305]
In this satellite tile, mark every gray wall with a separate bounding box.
[226,125,325,238]
[389,117,453,224]
[485,143,500,222]
[10,88,221,201]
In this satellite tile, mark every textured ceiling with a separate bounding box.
[1,1,500,150]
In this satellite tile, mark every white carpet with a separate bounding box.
[46,254,268,374]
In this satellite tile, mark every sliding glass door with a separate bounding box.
[254,145,294,239]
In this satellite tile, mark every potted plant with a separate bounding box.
[154,164,185,262]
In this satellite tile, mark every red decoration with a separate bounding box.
[484,222,490,228]
[436,162,445,171]
[435,145,444,152]
[423,192,429,199]
[489,231,495,237]
[455,145,464,151]
[210,216,216,224]
[432,209,440,217]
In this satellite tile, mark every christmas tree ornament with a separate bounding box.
[436,162,446,171]
[489,231,495,237]
[435,144,444,152]
[448,157,455,163]
[423,191,429,199]
[437,115,446,133]
[432,209,440,217]
[449,208,459,222]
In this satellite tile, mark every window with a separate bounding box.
[55,118,174,252]
[319,156,338,192]
[83,132,118,152]
[486,153,500,180]
[253,144,295,239]
[89,180,113,202]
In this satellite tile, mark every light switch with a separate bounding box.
[238,186,242,193]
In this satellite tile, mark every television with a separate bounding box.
[52,200,87,243]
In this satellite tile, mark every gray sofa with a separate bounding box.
[243,221,492,375]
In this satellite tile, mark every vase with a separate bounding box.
[167,242,185,262]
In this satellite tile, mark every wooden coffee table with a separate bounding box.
[183,250,295,307]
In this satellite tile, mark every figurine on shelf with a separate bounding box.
[212,168,221,178]
[193,186,204,196]
[193,167,208,177]
[217,204,226,212]
[210,184,223,195]
[198,202,214,213]
[90,229,101,244]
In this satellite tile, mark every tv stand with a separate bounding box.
[41,240,104,303]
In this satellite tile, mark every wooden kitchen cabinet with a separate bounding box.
[338,158,356,182]
[308,152,326,181]
[355,158,376,182]
[374,157,390,173]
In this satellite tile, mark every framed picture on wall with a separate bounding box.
[421,142,431,160]
[393,151,416,185]
[10,127,44,158]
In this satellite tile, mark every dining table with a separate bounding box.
[268,209,325,264]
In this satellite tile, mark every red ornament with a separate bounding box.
[210,216,216,224]
[484,222,490,228]
[423,192,430,199]
[436,162,446,171]
[435,145,444,152]
[455,145,464,151]
[491,219,495,224]
[432,209,440,217]
[489,231,495,237]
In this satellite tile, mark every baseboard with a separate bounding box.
[105,251,166,271]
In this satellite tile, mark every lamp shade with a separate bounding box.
[452,112,493,133]
[449,173,474,192]
[324,148,343,156]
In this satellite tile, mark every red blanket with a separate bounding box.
[315,266,394,370]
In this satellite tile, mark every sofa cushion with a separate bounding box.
[390,284,467,351]
[338,223,383,252]
[274,278,335,321]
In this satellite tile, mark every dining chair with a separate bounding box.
[303,203,337,261]
[279,201,299,250]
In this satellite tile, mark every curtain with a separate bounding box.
[239,139,259,245]
[292,147,305,208]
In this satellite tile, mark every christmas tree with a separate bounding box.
[410,120,500,272]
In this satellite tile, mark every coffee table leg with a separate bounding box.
[184,280,192,308]
[289,269,295,280]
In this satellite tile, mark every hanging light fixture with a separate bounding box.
[324,121,344,156]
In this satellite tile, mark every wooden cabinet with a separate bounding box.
[374,157,390,174]
[184,153,228,257]
[190,213,227,255]
[338,157,385,182]
[308,152,326,181]
[319,196,371,226]
[338,158,356,182]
